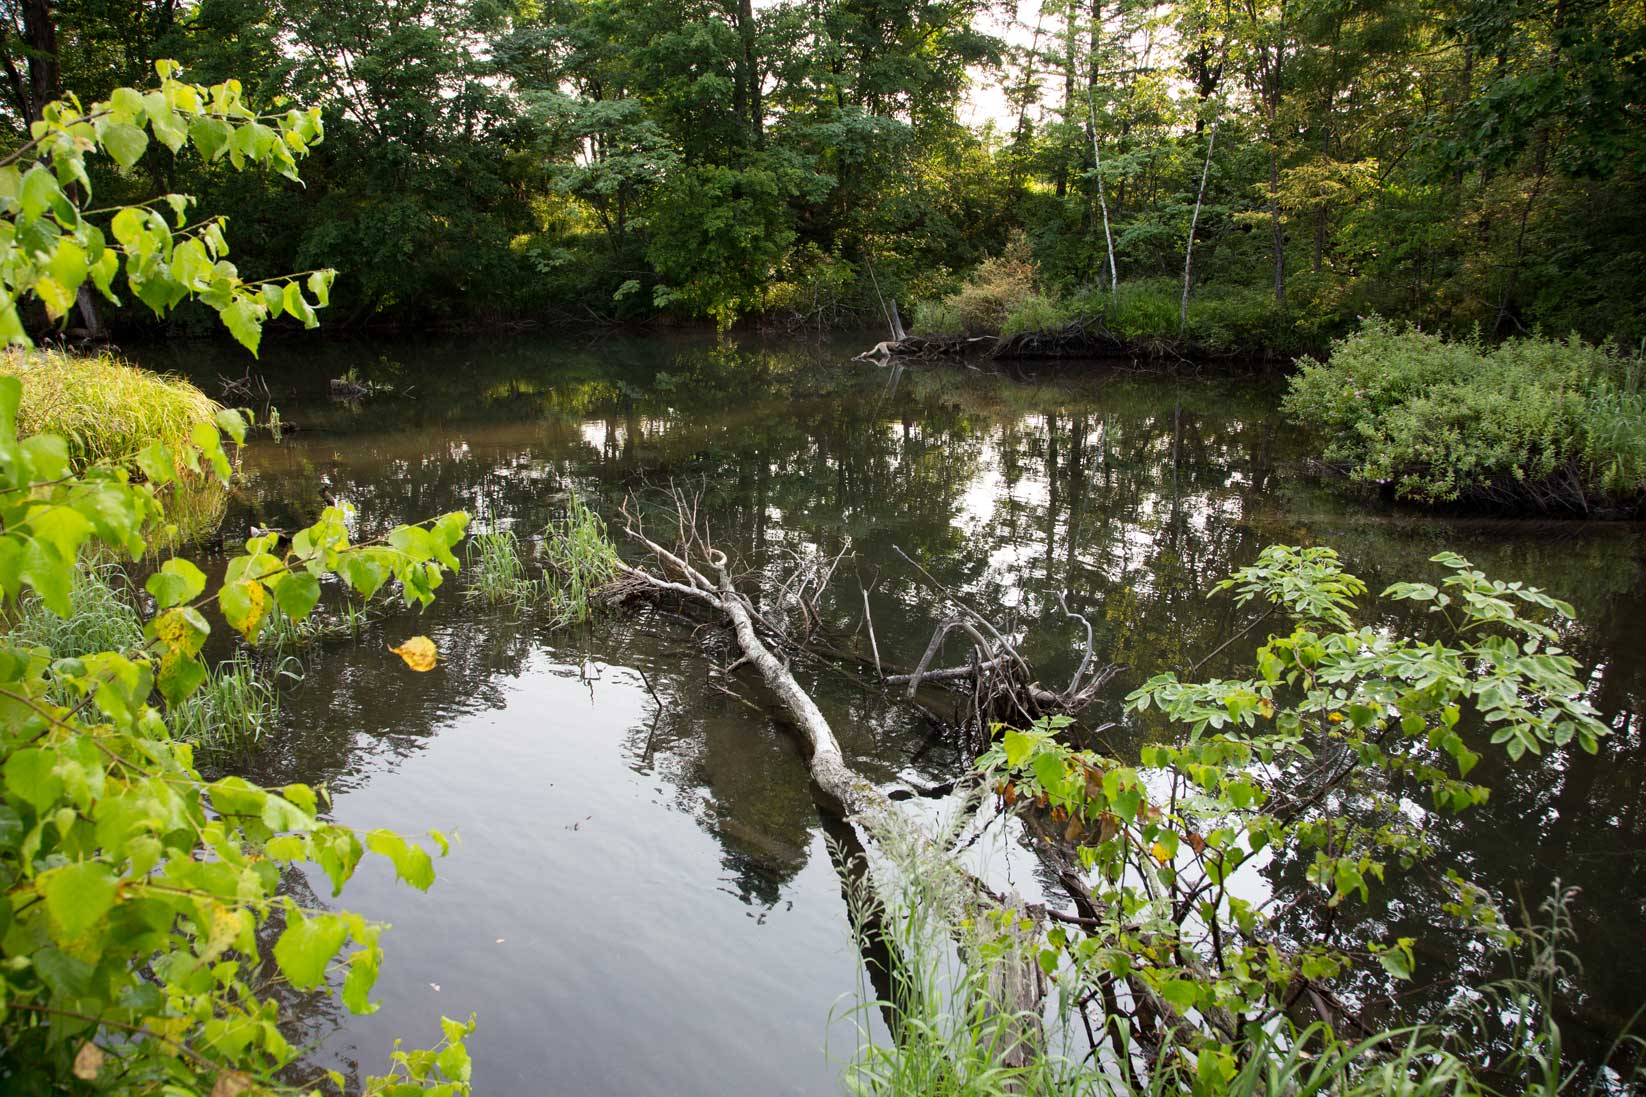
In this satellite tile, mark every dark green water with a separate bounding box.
[135,332,1646,1094]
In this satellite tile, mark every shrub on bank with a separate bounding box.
[918,271,1325,355]
[1283,320,1646,513]
[913,234,1039,336]
[0,349,232,546]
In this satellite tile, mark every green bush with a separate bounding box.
[0,348,219,470]
[1284,320,1646,512]
[912,234,1039,336]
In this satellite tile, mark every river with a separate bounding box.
[133,331,1646,1094]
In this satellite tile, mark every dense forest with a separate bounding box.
[4,0,1643,342]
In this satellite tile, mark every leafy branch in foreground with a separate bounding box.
[957,544,1616,1093]
[0,67,476,1097]
[0,59,336,353]
[0,367,475,1095]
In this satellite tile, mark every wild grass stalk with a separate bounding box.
[2,560,143,658]
[537,492,622,626]
[258,598,384,654]
[0,347,232,548]
[465,528,540,610]
[166,650,299,750]
[0,347,219,470]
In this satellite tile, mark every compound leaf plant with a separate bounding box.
[979,545,1610,1087]
[0,66,473,1095]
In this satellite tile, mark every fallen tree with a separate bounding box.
[608,492,1055,1074]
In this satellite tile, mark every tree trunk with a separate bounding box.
[1181,121,1218,331]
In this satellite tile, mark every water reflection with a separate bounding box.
[139,332,1646,1091]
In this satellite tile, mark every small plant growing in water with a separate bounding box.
[465,527,540,609]
[537,492,622,626]
[166,649,301,750]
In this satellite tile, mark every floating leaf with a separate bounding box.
[390,636,438,672]
[73,1042,105,1081]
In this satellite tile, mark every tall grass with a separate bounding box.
[167,651,298,750]
[537,492,622,626]
[3,561,143,658]
[465,528,539,609]
[0,348,231,546]
[258,599,385,654]
[0,347,219,469]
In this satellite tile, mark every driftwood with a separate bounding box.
[853,333,994,363]
[612,492,1047,1071]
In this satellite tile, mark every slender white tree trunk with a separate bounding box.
[1180,120,1219,332]
[1088,98,1118,294]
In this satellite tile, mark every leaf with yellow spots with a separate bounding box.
[219,578,268,642]
[390,636,438,672]
[149,606,209,656]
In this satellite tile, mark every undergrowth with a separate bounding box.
[840,812,1644,1097]
[1284,319,1646,514]
[2,560,143,659]
[0,347,219,469]
[258,598,387,653]
[0,348,231,547]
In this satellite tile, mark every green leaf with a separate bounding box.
[40,862,117,940]
[307,269,334,307]
[271,571,321,621]
[219,579,268,642]
[134,440,175,485]
[5,747,63,813]
[157,651,207,704]
[19,166,60,221]
[214,407,248,445]
[146,558,207,608]
[220,297,262,356]
[21,434,69,482]
[102,122,150,169]
[274,910,349,990]
[1158,978,1198,1013]
[366,829,436,891]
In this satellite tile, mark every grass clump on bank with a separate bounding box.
[0,348,231,546]
[0,347,219,468]
[3,561,143,658]
[1284,320,1646,514]
[911,249,1323,356]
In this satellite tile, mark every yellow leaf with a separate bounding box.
[210,1070,255,1097]
[390,635,438,672]
[73,1042,105,1080]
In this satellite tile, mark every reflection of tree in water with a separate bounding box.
[190,334,1644,1067]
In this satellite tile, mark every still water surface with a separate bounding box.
[137,332,1646,1094]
